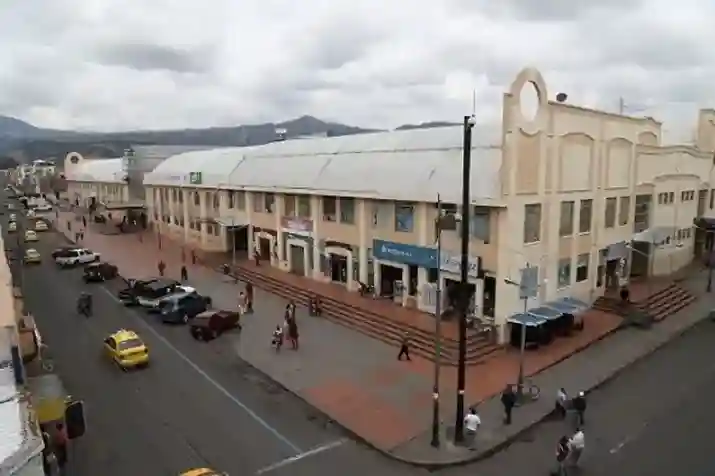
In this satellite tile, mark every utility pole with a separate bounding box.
[431,195,444,447]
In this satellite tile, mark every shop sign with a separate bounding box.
[281,217,313,237]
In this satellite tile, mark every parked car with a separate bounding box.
[83,262,119,282]
[34,220,49,232]
[159,292,212,324]
[189,310,241,341]
[146,285,198,313]
[51,246,76,259]
[118,278,181,307]
[23,248,41,264]
[7,222,16,233]
[55,248,100,267]
[24,230,38,242]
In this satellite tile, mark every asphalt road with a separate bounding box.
[440,315,715,476]
[3,208,422,476]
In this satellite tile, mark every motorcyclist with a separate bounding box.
[77,292,92,317]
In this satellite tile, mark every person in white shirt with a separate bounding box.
[464,408,481,447]
[555,387,568,419]
[568,428,585,467]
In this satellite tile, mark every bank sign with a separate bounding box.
[373,239,482,278]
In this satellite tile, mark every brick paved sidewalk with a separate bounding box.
[48,210,707,466]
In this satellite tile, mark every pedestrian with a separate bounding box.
[397,332,411,361]
[551,435,571,476]
[572,391,586,426]
[254,249,260,266]
[555,387,568,419]
[500,384,516,425]
[238,292,247,313]
[245,283,254,313]
[82,215,87,227]
[567,428,585,468]
[285,301,296,320]
[74,231,80,242]
[53,422,68,470]
[463,408,481,448]
[191,250,197,265]
[180,265,188,282]
[158,260,166,277]
[79,230,84,241]
[287,316,299,350]
[272,325,284,352]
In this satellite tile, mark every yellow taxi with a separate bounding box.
[180,470,227,476]
[103,329,149,370]
[7,221,17,233]
[23,248,41,265]
[24,230,39,242]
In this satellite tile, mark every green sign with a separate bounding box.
[188,172,202,185]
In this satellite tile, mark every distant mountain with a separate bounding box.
[0,114,379,163]
[395,121,460,130]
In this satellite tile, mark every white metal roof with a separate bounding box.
[0,364,23,470]
[144,125,505,204]
[67,158,125,183]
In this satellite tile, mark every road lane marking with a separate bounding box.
[98,286,303,454]
[255,439,347,474]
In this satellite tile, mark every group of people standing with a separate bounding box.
[272,301,299,351]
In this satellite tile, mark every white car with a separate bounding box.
[7,222,17,233]
[9,213,16,221]
[24,230,38,242]
[26,210,35,218]
[34,221,49,232]
[55,248,100,267]
[34,204,52,212]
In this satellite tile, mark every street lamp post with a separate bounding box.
[454,115,476,443]
[504,264,532,402]
[430,195,446,448]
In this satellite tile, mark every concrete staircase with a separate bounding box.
[593,283,696,325]
[228,264,501,366]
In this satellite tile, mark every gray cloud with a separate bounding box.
[91,42,215,73]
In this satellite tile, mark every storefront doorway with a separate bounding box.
[259,237,271,261]
[290,244,307,276]
[444,278,476,318]
[330,253,348,283]
[380,263,403,297]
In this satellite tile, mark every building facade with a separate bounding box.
[64,67,715,341]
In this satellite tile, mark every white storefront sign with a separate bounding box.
[440,251,481,278]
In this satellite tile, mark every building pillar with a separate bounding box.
[275,194,284,268]
[246,192,255,256]
[182,189,190,245]
[311,196,322,280]
[357,199,369,284]
[416,202,431,297]
[199,190,208,247]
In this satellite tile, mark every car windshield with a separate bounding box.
[117,338,144,352]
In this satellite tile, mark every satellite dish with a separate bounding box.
[556,92,568,103]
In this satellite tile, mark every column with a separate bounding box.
[246,192,255,255]
[167,188,176,228]
[275,194,284,268]
[416,202,430,296]
[401,265,410,307]
[153,187,162,230]
[374,259,382,295]
[199,190,208,247]
[357,199,369,283]
[311,196,322,280]
[182,189,190,244]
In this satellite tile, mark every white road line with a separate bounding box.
[98,286,303,454]
[255,439,347,475]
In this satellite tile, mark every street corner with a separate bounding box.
[302,378,423,451]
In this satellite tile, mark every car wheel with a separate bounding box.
[182,313,189,324]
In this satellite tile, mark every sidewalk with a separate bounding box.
[49,210,706,466]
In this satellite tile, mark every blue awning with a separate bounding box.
[543,299,584,315]
[559,297,589,310]
[528,306,563,320]
[507,313,547,327]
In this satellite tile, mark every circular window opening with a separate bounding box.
[519,81,540,122]
[70,155,79,164]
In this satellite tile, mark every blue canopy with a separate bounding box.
[559,297,590,310]
[528,306,563,320]
[507,312,547,327]
[543,299,584,314]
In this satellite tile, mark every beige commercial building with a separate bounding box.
[65,67,715,341]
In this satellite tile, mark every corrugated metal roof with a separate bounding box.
[0,366,23,469]
[143,126,504,204]
[130,145,222,160]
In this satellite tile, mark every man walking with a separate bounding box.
[555,387,568,419]
[397,332,411,361]
[158,260,166,277]
[463,408,481,449]
[572,391,587,426]
[180,265,188,282]
[500,385,516,425]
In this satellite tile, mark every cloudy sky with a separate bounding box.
[1,0,714,135]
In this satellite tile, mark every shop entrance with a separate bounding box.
[330,253,348,283]
[229,226,248,253]
[290,244,307,276]
[379,263,403,297]
[259,237,271,261]
[444,278,476,319]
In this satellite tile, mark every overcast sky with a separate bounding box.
[1,0,713,135]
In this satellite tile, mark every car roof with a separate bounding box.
[26,248,39,253]
[110,329,141,341]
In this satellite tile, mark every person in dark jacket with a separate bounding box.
[500,385,516,424]
[180,265,188,282]
[551,435,570,476]
[572,391,587,426]
[397,332,411,361]
[245,282,254,313]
